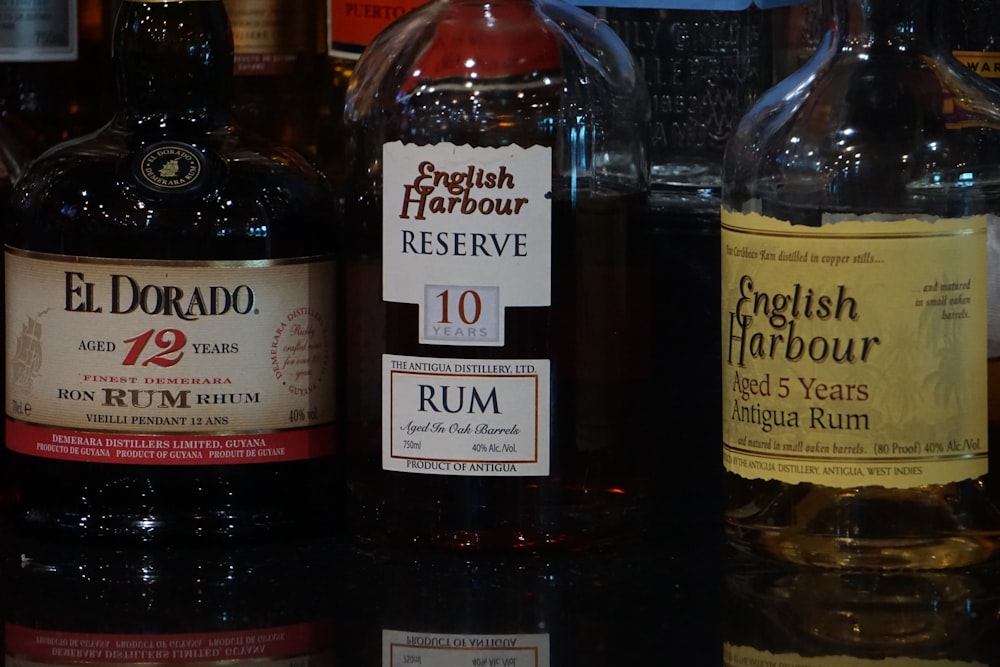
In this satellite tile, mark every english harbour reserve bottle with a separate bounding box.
[722,0,1000,568]
[5,0,337,542]
[342,0,651,548]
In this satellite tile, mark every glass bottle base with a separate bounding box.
[726,479,1000,569]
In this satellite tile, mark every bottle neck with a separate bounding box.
[113,0,233,130]
[834,0,932,51]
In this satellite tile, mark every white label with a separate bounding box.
[382,630,550,667]
[381,142,552,347]
[382,354,550,476]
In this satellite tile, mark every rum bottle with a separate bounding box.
[223,0,325,157]
[722,0,1000,568]
[5,0,337,542]
[342,0,651,549]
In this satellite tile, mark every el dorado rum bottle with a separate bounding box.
[5,0,337,542]
[342,0,651,549]
[722,0,1000,568]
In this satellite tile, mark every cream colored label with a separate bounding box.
[382,630,550,667]
[724,643,984,667]
[721,211,988,488]
[5,250,335,465]
[955,50,1000,79]
[383,354,550,476]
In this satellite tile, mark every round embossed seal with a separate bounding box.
[135,142,205,192]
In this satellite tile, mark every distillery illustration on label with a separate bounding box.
[135,142,206,191]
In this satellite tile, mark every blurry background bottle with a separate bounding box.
[0,0,117,191]
[722,0,1000,568]
[947,0,1000,86]
[223,0,325,158]
[575,0,809,528]
[772,0,826,81]
[316,0,429,197]
[3,532,336,666]
[725,566,1000,665]
[342,0,651,549]
[5,0,337,543]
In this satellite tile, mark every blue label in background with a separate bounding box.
[571,0,812,9]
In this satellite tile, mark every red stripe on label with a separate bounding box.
[5,421,335,465]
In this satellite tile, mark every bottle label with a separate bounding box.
[723,643,984,667]
[382,141,552,346]
[721,210,988,489]
[5,622,335,666]
[327,0,427,60]
[5,250,336,466]
[0,0,77,62]
[954,50,1000,79]
[225,0,315,76]
[382,354,550,476]
[382,630,550,667]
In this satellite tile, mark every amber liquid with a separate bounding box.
[342,191,654,550]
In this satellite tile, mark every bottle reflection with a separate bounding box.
[338,537,725,665]
[2,532,336,665]
[725,564,1000,665]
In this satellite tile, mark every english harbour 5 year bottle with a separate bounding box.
[722,0,1000,568]
[5,0,337,542]
[342,0,651,548]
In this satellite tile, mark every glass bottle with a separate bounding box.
[342,0,651,549]
[223,0,325,157]
[5,0,338,543]
[722,0,1000,568]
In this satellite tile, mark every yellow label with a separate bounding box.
[954,50,1000,79]
[721,210,988,489]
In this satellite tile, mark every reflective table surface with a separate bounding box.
[2,523,998,666]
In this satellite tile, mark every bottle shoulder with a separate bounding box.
[723,46,1000,217]
[9,125,336,259]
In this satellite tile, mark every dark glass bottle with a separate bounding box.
[342,0,651,549]
[0,0,117,162]
[578,1,811,528]
[948,0,1000,85]
[4,0,338,543]
[2,531,336,666]
[722,0,1000,568]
